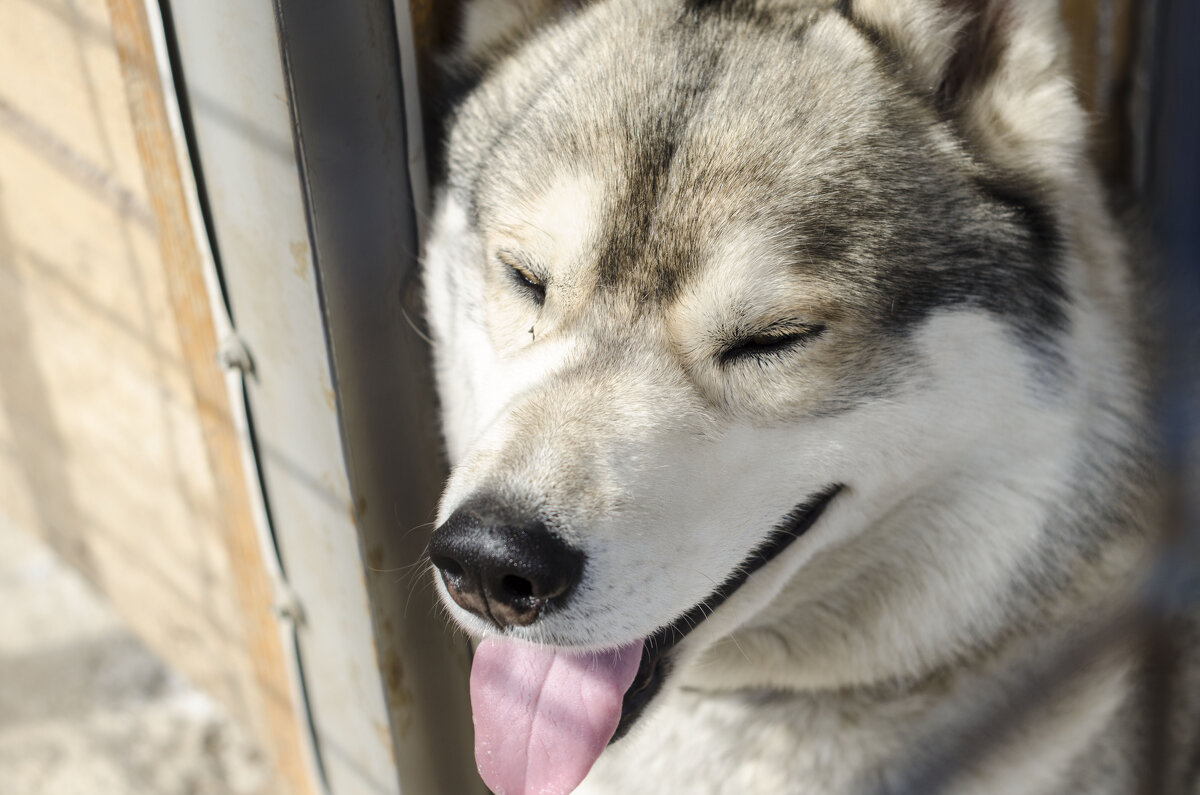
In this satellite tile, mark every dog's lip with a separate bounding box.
[611,484,843,742]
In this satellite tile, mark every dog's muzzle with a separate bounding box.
[428,485,842,795]
[429,503,585,629]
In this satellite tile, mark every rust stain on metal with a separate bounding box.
[374,720,394,753]
[382,650,411,704]
[289,239,309,280]
[381,649,414,739]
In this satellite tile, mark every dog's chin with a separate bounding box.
[613,484,842,741]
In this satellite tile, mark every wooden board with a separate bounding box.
[102,2,317,793]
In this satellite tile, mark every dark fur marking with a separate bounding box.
[975,176,1062,267]
[938,2,1012,113]
[594,123,686,297]
[684,0,755,15]
[971,176,1069,349]
[870,171,1068,358]
[681,0,775,27]
[822,4,1067,358]
[837,12,907,81]
[770,120,1067,360]
[593,41,724,303]
[785,209,854,266]
[835,1,1009,122]
[596,11,820,305]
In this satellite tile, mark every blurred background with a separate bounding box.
[0,1,1193,794]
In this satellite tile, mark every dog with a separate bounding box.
[420,1,1192,792]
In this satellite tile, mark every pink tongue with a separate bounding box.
[470,637,643,795]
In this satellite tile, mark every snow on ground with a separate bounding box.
[0,518,271,795]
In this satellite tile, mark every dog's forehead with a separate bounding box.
[456,0,1065,352]
[468,8,903,300]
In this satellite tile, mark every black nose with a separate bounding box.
[428,504,585,628]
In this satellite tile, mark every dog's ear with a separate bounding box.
[839,0,1085,183]
[456,0,575,67]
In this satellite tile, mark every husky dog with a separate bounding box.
[422,1,1188,793]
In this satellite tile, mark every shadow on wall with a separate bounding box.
[0,180,96,581]
[0,0,243,683]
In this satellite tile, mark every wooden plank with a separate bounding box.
[102,3,316,794]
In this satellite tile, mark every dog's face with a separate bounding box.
[424,0,1089,790]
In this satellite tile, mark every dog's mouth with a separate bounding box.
[467,485,841,795]
[614,483,842,740]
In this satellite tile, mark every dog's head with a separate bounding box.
[422,1,1120,791]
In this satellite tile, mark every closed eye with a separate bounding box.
[719,324,825,366]
[498,252,547,305]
